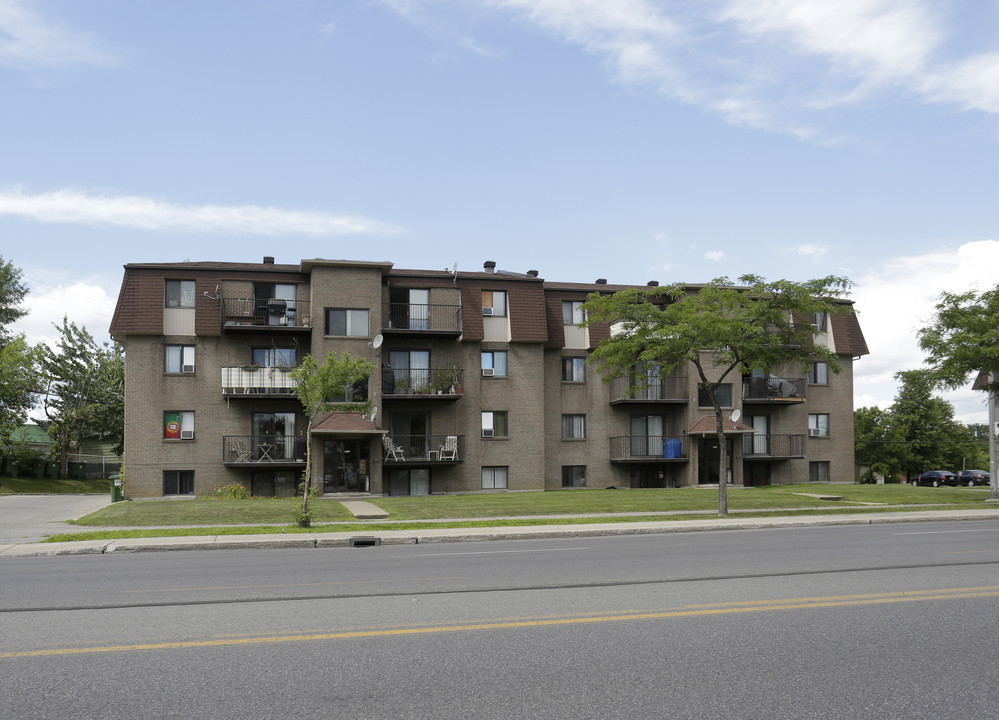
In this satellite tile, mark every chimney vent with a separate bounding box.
[527,269,539,277]
[263,256,275,264]
[484,261,496,273]
[647,281,659,287]
[596,278,607,285]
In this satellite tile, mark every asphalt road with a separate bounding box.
[0,494,111,543]
[3,520,999,719]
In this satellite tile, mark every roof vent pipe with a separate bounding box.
[263,256,275,264]
[596,278,607,284]
[527,269,539,277]
[647,281,659,287]
[484,261,496,273]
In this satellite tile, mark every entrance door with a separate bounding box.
[389,350,431,393]
[323,440,370,493]
[251,412,296,460]
[743,415,769,455]
[389,411,430,459]
[389,288,430,330]
[630,415,663,457]
[699,437,734,485]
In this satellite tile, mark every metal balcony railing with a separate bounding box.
[382,368,464,397]
[222,435,307,465]
[382,434,464,463]
[221,366,297,396]
[382,303,462,334]
[609,375,688,403]
[221,298,311,329]
[742,434,806,458]
[610,435,689,462]
[742,376,805,402]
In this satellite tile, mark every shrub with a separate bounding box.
[213,483,248,500]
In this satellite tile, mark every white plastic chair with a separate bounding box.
[382,436,405,461]
[439,435,458,461]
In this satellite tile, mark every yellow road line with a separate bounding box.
[4,587,999,659]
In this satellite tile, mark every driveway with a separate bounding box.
[0,495,111,544]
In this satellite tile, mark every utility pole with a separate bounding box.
[989,371,998,503]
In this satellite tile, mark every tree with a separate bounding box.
[40,317,125,474]
[582,274,854,516]
[0,256,29,344]
[890,369,972,478]
[854,405,903,481]
[0,334,41,446]
[289,352,374,524]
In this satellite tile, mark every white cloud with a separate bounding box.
[795,243,828,258]
[0,188,403,237]
[0,1,116,69]
[705,250,724,261]
[852,239,999,423]
[12,280,117,348]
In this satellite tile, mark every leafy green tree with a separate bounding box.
[891,369,974,478]
[40,317,125,474]
[0,256,29,344]
[289,352,374,524]
[0,334,41,446]
[583,274,853,516]
[854,405,904,481]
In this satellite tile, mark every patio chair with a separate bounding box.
[382,436,405,461]
[439,435,458,461]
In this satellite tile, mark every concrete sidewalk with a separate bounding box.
[2,508,997,558]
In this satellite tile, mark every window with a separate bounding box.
[562,300,585,325]
[697,383,733,407]
[482,466,508,489]
[165,345,195,374]
[810,312,828,332]
[252,347,296,368]
[328,376,369,403]
[481,411,508,438]
[808,362,828,384]
[163,470,194,495]
[562,466,586,488]
[388,350,431,392]
[808,414,830,437]
[809,461,830,483]
[481,290,507,317]
[252,412,298,460]
[562,414,586,439]
[389,288,430,330]
[481,350,508,377]
[165,280,195,308]
[325,308,369,337]
[562,357,585,382]
[164,411,194,440]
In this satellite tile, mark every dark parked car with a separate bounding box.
[956,469,991,487]
[910,470,958,487]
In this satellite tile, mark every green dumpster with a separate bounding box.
[68,461,86,480]
[110,476,124,502]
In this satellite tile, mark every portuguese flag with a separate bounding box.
[164,412,182,439]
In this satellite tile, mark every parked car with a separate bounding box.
[910,470,958,487]
[956,469,991,487]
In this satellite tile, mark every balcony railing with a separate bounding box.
[222,435,307,465]
[610,375,688,403]
[610,435,689,462]
[222,366,297,396]
[221,298,312,330]
[382,368,464,398]
[382,303,462,335]
[382,434,464,463]
[742,376,805,402]
[742,433,806,459]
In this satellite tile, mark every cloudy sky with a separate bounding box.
[3,0,998,422]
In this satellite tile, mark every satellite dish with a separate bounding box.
[370,407,378,424]
[730,409,742,423]
[370,334,384,349]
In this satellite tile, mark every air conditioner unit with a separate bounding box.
[180,430,195,440]
[482,429,494,438]
[181,364,195,374]
[808,428,822,437]
[482,368,495,377]
[482,307,494,316]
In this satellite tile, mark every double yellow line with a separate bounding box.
[4,586,998,659]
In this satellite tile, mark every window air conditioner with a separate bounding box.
[482,368,495,377]
[180,430,195,440]
[482,307,494,316]
[809,428,822,437]
[181,365,195,374]
[482,429,494,438]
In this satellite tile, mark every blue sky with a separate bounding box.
[3,0,999,423]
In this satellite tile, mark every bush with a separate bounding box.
[213,483,248,500]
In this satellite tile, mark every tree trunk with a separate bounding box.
[715,411,729,517]
[301,418,313,518]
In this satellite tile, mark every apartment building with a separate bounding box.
[109,257,869,498]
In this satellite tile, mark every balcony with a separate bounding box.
[382,303,462,336]
[382,368,464,399]
[222,435,307,467]
[742,376,806,404]
[742,433,806,459]
[610,435,689,463]
[382,434,465,464]
[222,366,297,398]
[221,298,311,332]
[609,375,688,404]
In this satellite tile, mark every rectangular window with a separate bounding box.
[252,347,296,368]
[164,411,194,440]
[481,350,508,377]
[165,345,195,374]
[325,308,369,337]
[481,411,508,438]
[808,362,828,384]
[561,414,586,440]
[697,383,733,407]
[810,312,828,332]
[481,290,507,317]
[562,300,585,325]
[482,466,508,489]
[809,461,830,483]
[808,413,830,437]
[165,280,195,308]
[562,466,587,488]
[328,377,369,403]
[163,470,194,495]
[561,357,586,382]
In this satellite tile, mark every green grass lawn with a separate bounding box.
[68,497,355,527]
[0,476,108,495]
